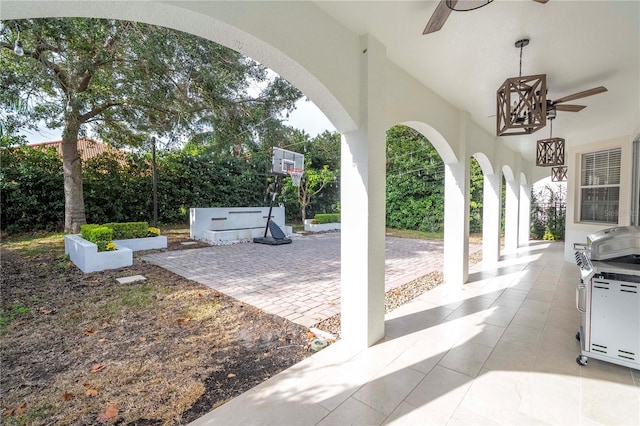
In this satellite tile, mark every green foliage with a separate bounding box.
[103,222,150,239]
[0,301,33,328]
[542,226,557,240]
[530,183,566,240]
[312,213,340,224]
[1,144,276,231]
[80,224,114,251]
[386,125,445,232]
[80,224,102,241]
[469,157,484,233]
[147,227,161,237]
[278,130,341,222]
[0,146,64,232]
[1,18,301,231]
[155,149,264,223]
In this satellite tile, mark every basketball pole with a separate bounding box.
[263,175,281,238]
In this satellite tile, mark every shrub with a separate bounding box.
[312,213,340,224]
[102,222,150,239]
[147,227,160,237]
[0,146,64,232]
[542,226,557,241]
[80,224,114,252]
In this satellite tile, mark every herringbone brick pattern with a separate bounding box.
[143,233,480,328]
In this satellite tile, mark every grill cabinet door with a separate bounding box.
[590,278,640,365]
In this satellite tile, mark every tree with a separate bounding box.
[0,18,301,232]
[469,157,484,233]
[277,129,340,222]
[291,165,337,222]
[386,125,445,232]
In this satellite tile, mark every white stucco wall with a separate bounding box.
[564,135,637,261]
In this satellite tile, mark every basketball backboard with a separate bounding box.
[271,147,304,176]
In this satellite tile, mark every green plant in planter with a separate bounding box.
[103,222,150,239]
[80,224,115,252]
[311,213,341,224]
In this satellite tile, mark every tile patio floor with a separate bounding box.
[185,240,640,425]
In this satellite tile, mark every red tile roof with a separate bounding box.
[30,138,126,162]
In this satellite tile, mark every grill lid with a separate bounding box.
[587,226,640,261]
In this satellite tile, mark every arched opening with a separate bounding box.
[469,153,499,267]
[501,165,518,252]
[530,176,567,241]
[384,122,476,292]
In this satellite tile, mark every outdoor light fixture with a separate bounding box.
[496,39,546,136]
[445,0,493,12]
[14,39,23,56]
[13,23,24,56]
[535,119,565,167]
[551,166,567,182]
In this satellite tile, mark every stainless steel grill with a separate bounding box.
[574,226,640,370]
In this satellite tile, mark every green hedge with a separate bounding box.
[312,213,340,224]
[80,224,114,252]
[103,222,150,239]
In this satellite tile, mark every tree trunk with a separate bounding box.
[298,185,308,222]
[61,118,86,233]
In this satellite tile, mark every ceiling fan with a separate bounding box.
[423,0,549,35]
[496,38,608,136]
[545,86,608,119]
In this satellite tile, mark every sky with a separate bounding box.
[284,98,336,137]
[21,97,336,144]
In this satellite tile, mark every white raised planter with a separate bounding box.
[114,235,167,251]
[304,219,341,232]
[64,234,167,273]
[64,234,132,273]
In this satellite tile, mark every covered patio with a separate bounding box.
[191,241,639,425]
[3,1,638,423]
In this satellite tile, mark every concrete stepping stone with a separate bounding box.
[116,275,146,284]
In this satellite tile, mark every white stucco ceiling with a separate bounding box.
[315,0,640,162]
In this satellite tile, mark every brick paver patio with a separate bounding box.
[143,232,480,328]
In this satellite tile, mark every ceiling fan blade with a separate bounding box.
[423,0,454,35]
[533,0,550,4]
[553,86,607,104]
[555,104,586,112]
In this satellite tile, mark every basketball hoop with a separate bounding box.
[289,168,304,187]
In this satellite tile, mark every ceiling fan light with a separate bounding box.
[551,166,568,182]
[446,0,493,12]
[536,137,565,167]
[497,74,547,136]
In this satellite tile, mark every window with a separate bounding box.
[579,148,621,224]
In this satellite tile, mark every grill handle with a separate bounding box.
[573,242,589,252]
[576,282,587,313]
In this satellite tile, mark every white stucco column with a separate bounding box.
[340,35,386,349]
[444,160,469,285]
[504,177,520,251]
[518,182,531,246]
[482,173,501,264]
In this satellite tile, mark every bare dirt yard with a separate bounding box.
[1,226,459,425]
[0,227,314,425]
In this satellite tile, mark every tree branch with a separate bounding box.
[78,101,120,122]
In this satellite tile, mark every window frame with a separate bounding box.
[578,147,621,224]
